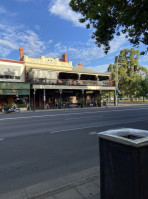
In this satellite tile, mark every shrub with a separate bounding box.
[17,104,27,108]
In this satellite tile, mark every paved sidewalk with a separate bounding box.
[0,167,100,199]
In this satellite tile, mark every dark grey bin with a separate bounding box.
[98,128,148,199]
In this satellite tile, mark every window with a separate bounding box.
[5,75,14,79]
[15,76,20,79]
[0,75,15,79]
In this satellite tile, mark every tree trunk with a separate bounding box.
[130,95,133,102]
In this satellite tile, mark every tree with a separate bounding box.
[69,0,148,54]
[136,78,148,101]
[108,48,148,100]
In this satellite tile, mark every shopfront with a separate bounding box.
[0,82,30,106]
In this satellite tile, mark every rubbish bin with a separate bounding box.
[97,128,148,199]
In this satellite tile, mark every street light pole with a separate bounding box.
[33,89,36,111]
[43,89,46,109]
[115,57,119,106]
[82,90,84,108]
[59,89,62,109]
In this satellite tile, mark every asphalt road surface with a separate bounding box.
[0,105,148,194]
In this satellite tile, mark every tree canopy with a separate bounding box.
[136,78,148,101]
[69,0,148,54]
[108,48,148,99]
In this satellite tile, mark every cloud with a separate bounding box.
[52,35,127,65]
[0,39,17,49]
[53,40,105,62]
[0,5,17,16]
[47,40,53,45]
[50,33,129,72]
[88,64,109,73]
[109,33,129,54]
[19,30,46,57]
[46,52,60,58]
[50,31,129,67]
[34,25,40,31]
[0,24,46,57]
[49,0,85,27]
[139,54,148,62]
[0,6,7,14]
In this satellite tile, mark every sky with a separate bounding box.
[0,0,147,73]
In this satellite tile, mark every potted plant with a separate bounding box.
[78,98,84,108]
[17,104,27,111]
[57,98,62,109]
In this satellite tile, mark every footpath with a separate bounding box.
[0,167,100,199]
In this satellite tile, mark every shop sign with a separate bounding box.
[0,89,30,95]
[0,82,30,90]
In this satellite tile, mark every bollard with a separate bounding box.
[98,128,148,199]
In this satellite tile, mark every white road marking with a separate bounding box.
[65,115,102,120]
[50,119,148,134]
[0,106,148,121]
[0,138,4,141]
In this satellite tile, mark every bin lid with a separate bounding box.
[97,128,148,147]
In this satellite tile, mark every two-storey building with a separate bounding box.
[21,48,115,108]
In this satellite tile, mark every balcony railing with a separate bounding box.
[27,78,112,87]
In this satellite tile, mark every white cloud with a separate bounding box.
[19,30,46,57]
[53,40,105,62]
[88,64,109,73]
[0,6,7,14]
[34,25,40,31]
[109,33,129,54]
[46,52,60,58]
[139,54,148,62]
[0,5,17,16]
[52,38,117,65]
[0,39,17,49]
[0,24,46,57]
[54,42,61,48]
[50,34,128,70]
[49,0,85,28]
[52,33,129,66]
[47,40,53,45]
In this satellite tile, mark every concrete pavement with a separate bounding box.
[0,166,100,199]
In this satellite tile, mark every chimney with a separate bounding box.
[19,48,24,61]
[62,54,67,62]
[78,63,83,66]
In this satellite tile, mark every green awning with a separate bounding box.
[0,89,30,95]
[0,82,30,90]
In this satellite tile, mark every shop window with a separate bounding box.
[0,75,14,79]
[15,76,20,79]
[5,75,14,79]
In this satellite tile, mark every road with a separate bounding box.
[0,105,148,194]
